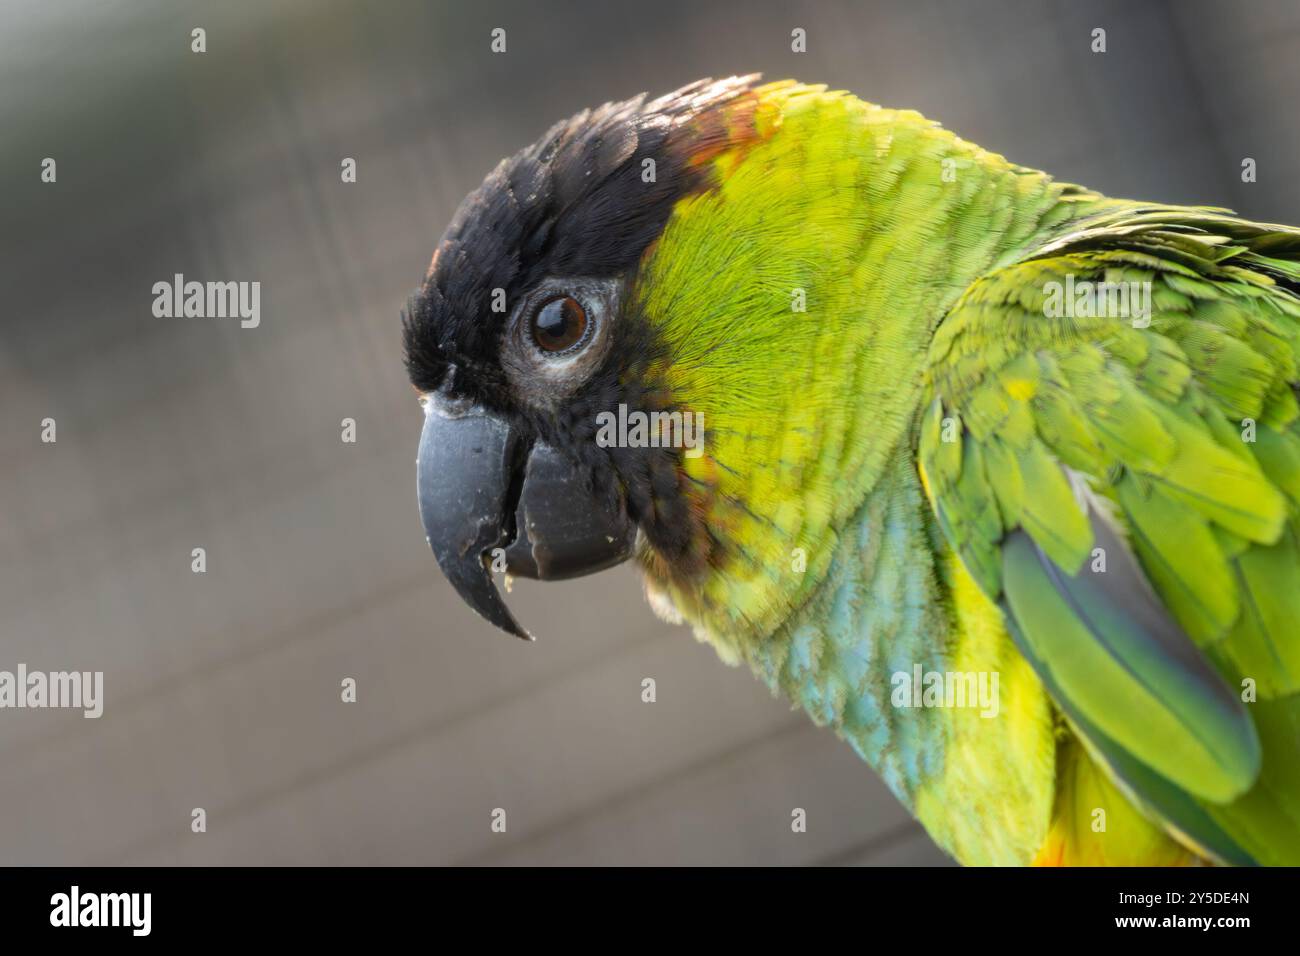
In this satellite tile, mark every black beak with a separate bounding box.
[417,396,635,639]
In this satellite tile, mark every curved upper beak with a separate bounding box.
[416,396,635,639]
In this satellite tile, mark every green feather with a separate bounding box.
[1001,524,1259,804]
[920,205,1300,862]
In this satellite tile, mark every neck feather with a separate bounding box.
[636,83,1105,648]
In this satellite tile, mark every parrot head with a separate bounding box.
[404,77,768,638]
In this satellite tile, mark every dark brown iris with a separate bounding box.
[531,296,588,353]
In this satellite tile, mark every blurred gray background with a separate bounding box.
[2,0,1298,866]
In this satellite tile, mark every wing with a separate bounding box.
[919,205,1300,865]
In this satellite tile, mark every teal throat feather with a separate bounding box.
[736,448,1058,863]
[742,448,949,804]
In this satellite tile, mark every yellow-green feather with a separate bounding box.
[920,208,1300,864]
[637,83,1100,654]
[633,83,1102,863]
[631,82,1300,865]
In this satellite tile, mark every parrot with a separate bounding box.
[403,76,1300,866]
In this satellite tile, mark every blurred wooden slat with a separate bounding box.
[472,723,938,867]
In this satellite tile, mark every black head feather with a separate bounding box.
[402,76,760,397]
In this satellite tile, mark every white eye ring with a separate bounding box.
[502,276,620,408]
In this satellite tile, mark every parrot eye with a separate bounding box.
[501,276,619,408]
[530,296,589,354]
